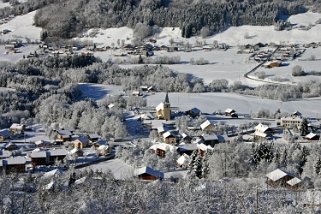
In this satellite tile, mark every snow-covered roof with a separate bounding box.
[5,156,28,165]
[254,131,268,138]
[190,108,201,114]
[156,102,165,111]
[287,177,302,186]
[108,103,115,109]
[35,140,51,146]
[49,149,67,157]
[43,169,63,178]
[202,133,218,141]
[56,129,72,136]
[163,131,175,139]
[43,181,55,190]
[134,166,164,179]
[75,176,87,185]
[157,126,166,133]
[95,139,107,145]
[30,150,47,158]
[150,143,176,152]
[74,136,89,144]
[10,123,24,130]
[281,116,303,122]
[305,132,318,140]
[197,143,214,151]
[266,169,289,182]
[98,145,109,150]
[200,120,214,130]
[177,143,198,151]
[0,149,12,158]
[177,154,190,166]
[88,133,100,139]
[255,123,271,133]
[0,129,10,138]
[225,108,235,114]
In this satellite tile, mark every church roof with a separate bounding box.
[164,92,170,103]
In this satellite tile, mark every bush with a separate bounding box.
[292,65,306,76]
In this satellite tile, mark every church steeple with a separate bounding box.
[164,92,170,104]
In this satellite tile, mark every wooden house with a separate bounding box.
[4,142,18,151]
[181,133,192,144]
[30,150,48,166]
[96,145,111,156]
[266,169,294,187]
[163,131,177,144]
[305,133,320,141]
[0,157,28,174]
[254,123,273,141]
[88,133,100,143]
[73,136,89,149]
[177,143,198,156]
[225,108,236,116]
[177,154,190,168]
[48,149,67,165]
[0,129,10,142]
[135,166,164,181]
[200,120,215,132]
[9,123,25,136]
[55,130,72,142]
[150,143,176,158]
[186,108,201,118]
[286,177,302,190]
[201,134,219,147]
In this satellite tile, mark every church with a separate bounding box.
[155,92,171,121]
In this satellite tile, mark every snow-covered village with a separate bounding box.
[2,0,321,213]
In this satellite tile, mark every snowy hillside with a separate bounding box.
[0,11,42,42]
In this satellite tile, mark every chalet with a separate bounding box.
[263,61,282,68]
[291,111,302,118]
[55,130,72,142]
[9,123,25,135]
[132,90,143,96]
[177,154,190,168]
[254,123,273,141]
[266,169,294,187]
[88,133,100,142]
[155,93,171,121]
[30,149,67,166]
[49,149,67,165]
[97,145,111,156]
[0,129,10,142]
[35,140,52,148]
[163,131,177,144]
[177,143,198,156]
[186,108,201,118]
[0,156,29,174]
[140,86,149,92]
[200,120,215,132]
[92,139,108,148]
[135,166,164,181]
[30,149,47,166]
[201,134,219,147]
[70,148,84,157]
[147,86,157,93]
[280,116,303,129]
[286,177,302,190]
[150,143,176,157]
[225,108,236,116]
[73,136,89,149]
[305,133,320,141]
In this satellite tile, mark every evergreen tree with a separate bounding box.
[300,118,309,136]
[315,158,321,175]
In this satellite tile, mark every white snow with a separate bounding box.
[147,92,321,117]
[0,1,10,9]
[0,11,42,42]
[78,83,124,101]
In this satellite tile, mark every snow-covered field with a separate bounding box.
[0,1,10,9]
[120,48,258,85]
[255,47,321,83]
[147,92,321,117]
[81,159,134,180]
[76,12,321,48]
[78,83,124,101]
[0,44,39,63]
[0,11,42,42]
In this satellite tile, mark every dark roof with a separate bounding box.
[164,92,170,104]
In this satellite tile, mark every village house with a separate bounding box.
[254,123,273,141]
[87,134,100,143]
[201,134,219,147]
[49,149,68,165]
[9,123,25,136]
[55,129,72,142]
[135,166,164,181]
[266,169,295,187]
[197,143,214,156]
[4,142,18,151]
[200,120,215,132]
[280,116,303,129]
[30,149,67,166]
[177,143,198,156]
[0,156,29,174]
[163,131,177,144]
[155,93,171,121]
[35,140,52,148]
[70,148,84,158]
[0,129,11,142]
[73,136,90,149]
[263,60,282,68]
[96,145,111,156]
[286,177,303,190]
[186,108,201,118]
[225,108,236,116]
[180,133,192,144]
[150,143,176,158]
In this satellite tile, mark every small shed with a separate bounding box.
[266,169,294,187]
[200,120,215,131]
[163,131,177,144]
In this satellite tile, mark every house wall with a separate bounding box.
[5,164,26,174]
[156,149,166,157]
[164,137,176,144]
[31,157,47,166]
